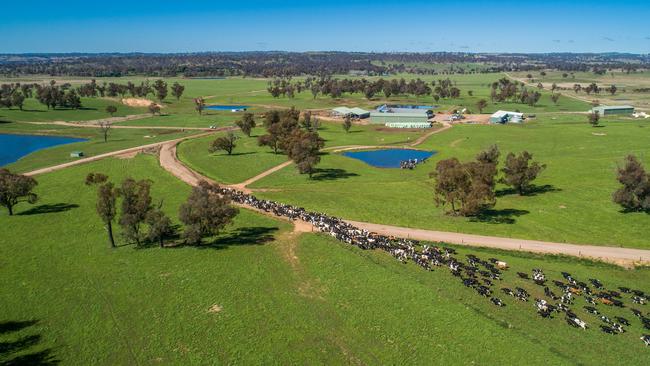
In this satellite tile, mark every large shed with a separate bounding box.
[590,105,635,116]
[331,107,370,119]
[370,112,431,128]
[490,110,524,124]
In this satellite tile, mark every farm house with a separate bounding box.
[590,105,635,116]
[490,110,524,124]
[369,111,431,128]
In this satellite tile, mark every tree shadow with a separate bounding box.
[311,168,359,181]
[0,319,59,365]
[470,208,530,224]
[0,321,38,335]
[496,184,561,197]
[194,226,279,250]
[228,152,257,156]
[17,203,79,216]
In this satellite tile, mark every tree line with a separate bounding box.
[2,52,647,78]
[0,79,185,111]
[268,77,462,102]
[86,173,238,248]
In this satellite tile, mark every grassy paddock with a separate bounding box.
[246,116,650,248]
[177,122,428,184]
[0,155,648,364]
[2,122,200,173]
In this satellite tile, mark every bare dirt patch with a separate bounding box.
[121,98,162,108]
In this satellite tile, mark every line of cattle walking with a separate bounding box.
[218,185,650,348]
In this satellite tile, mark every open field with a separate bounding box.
[508,70,650,111]
[0,74,592,131]
[1,75,647,249]
[1,154,649,365]
[0,97,146,122]
[233,115,650,249]
[1,122,200,173]
[177,123,429,184]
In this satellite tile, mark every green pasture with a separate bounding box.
[1,122,199,173]
[0,97,145,122]
[242,115,650,248]
[1,155,648,365]
[177,122,428,184]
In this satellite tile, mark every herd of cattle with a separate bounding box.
[217,186,650,348]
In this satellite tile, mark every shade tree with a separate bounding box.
[179,181,239,245]
[500,151,546,195]
[0,169,38,216]
[612,155,650,212]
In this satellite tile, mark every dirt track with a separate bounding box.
[157,134,650,267]
[345,220,650,267]
[25,119,650,266]
[25,130,225,177]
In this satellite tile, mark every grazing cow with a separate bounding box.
[496,261,508,270]
[501,288,514,297]
[557,303,570,313]
[553,280,566,288]
[619,287,631,294]
[515,287,530,302]
[532,269,546,285]
[599,297,614,306]
[641,335,650,347]
[632,308,644,318]
[611,323,625,333]
[568,287,582,295]
[517,272,529,280]
[476,285,491,297]
[585,296,596,305]
[600,325,616,335]
[600,315,611,324]
[615,316,630,326]
[566,315,587,330]
[608,290,622,299]
[545,287,559,300]
[584,306,599,315]
[589,278,604,289]
[491,297,505,307]
[632,296,647,305]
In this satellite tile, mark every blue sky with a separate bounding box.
[1,0,649,53]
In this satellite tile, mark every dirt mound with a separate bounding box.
[121,98,162,108]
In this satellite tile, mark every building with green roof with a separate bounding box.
[590,105,635,116]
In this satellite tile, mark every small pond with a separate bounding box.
[205,105,249,111]
[0,133,87,167]
[342,148,436,168]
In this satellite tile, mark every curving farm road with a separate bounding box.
[23,120,650,267]
[158,138,650,267]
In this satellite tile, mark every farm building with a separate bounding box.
[331,107,370,119]
[490,110,524,124]
[376,104,434,118]
[590,105,635,116]
[370,111,431,128]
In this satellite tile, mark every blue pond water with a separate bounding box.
[205,105,249,111]
[342,148,436,168]
[0,133,87,167]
